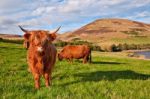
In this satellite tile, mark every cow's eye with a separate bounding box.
[42,38,48,46]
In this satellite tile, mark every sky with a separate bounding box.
[0,0,150,35]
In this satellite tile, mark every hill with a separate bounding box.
[0,34,23,40]
[58,18,150,45]
[1,18,150,46]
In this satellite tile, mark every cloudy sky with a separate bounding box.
[0,0,150,35]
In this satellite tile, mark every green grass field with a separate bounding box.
[0,42,150,99]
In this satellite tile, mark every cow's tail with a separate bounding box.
[89,49,92,63]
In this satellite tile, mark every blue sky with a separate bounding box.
[0,0,150,35]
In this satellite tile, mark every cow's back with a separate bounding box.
[63,45,90,59]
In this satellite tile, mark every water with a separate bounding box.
[135,51,150,59]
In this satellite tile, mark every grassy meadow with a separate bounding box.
[0,42,150,99]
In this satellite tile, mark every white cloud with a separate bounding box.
[0,0,150,34]
[130,0,150,7]
[136,11,150,17]
[126,11,150,19]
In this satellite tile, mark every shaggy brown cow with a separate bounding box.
[19,26,60,89]
[58,45,91,63]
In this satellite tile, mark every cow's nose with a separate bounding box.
[37,47,43,52]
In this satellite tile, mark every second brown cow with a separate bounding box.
[58,45,91,63]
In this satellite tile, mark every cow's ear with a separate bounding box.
[23,33,31,40]
[48,26,61,41]
[23,41,30,49]
[49,33,57,41]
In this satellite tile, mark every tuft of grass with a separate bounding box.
[0,42,150,99]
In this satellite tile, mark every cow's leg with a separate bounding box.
[44,72,50,87]
[66,58,73,63]
[27,67,31,73]
[66,58,70,62]
[71,58,73,63]
[83,58,86,64]
[87,55,90,63]
[83,56,88,64]
[33,73,40,89]
[69,58,73,63]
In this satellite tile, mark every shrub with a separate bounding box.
[109,44,122,52]
[54,41,150,52]
[91,45,102,51]
[0,39,23,44]
[122,43,129,50]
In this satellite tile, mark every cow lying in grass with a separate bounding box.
[58,45,91,63]
[19,26,60,89]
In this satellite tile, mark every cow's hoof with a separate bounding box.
[27,68,31,73]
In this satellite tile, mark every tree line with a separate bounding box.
[1,38,150,52]
[54,41,150,52]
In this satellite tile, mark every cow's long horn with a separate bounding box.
[50,26,61,33]
[19,25,28,33]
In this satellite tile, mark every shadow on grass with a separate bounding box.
[65,59,125,65]
[74,70,150,81]
[59,70,150,86]
[0,46,23,50]
[92,61,125,65]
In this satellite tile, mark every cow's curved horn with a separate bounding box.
[18,25,28,33]
[50,26,61,33]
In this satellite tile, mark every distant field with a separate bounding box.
[0,42,150,99]
[111,37,150,44]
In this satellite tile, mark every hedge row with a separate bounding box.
[96,43,150,52]
[54,41,102,51]
[54,41,150,52]
[1,38,150,52]
[0,38,23,44]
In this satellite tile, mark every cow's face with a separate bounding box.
[58,53,63,61]
[19,26,60,55]
[30,31,52,54]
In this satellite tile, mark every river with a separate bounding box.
[135,51,150,59]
